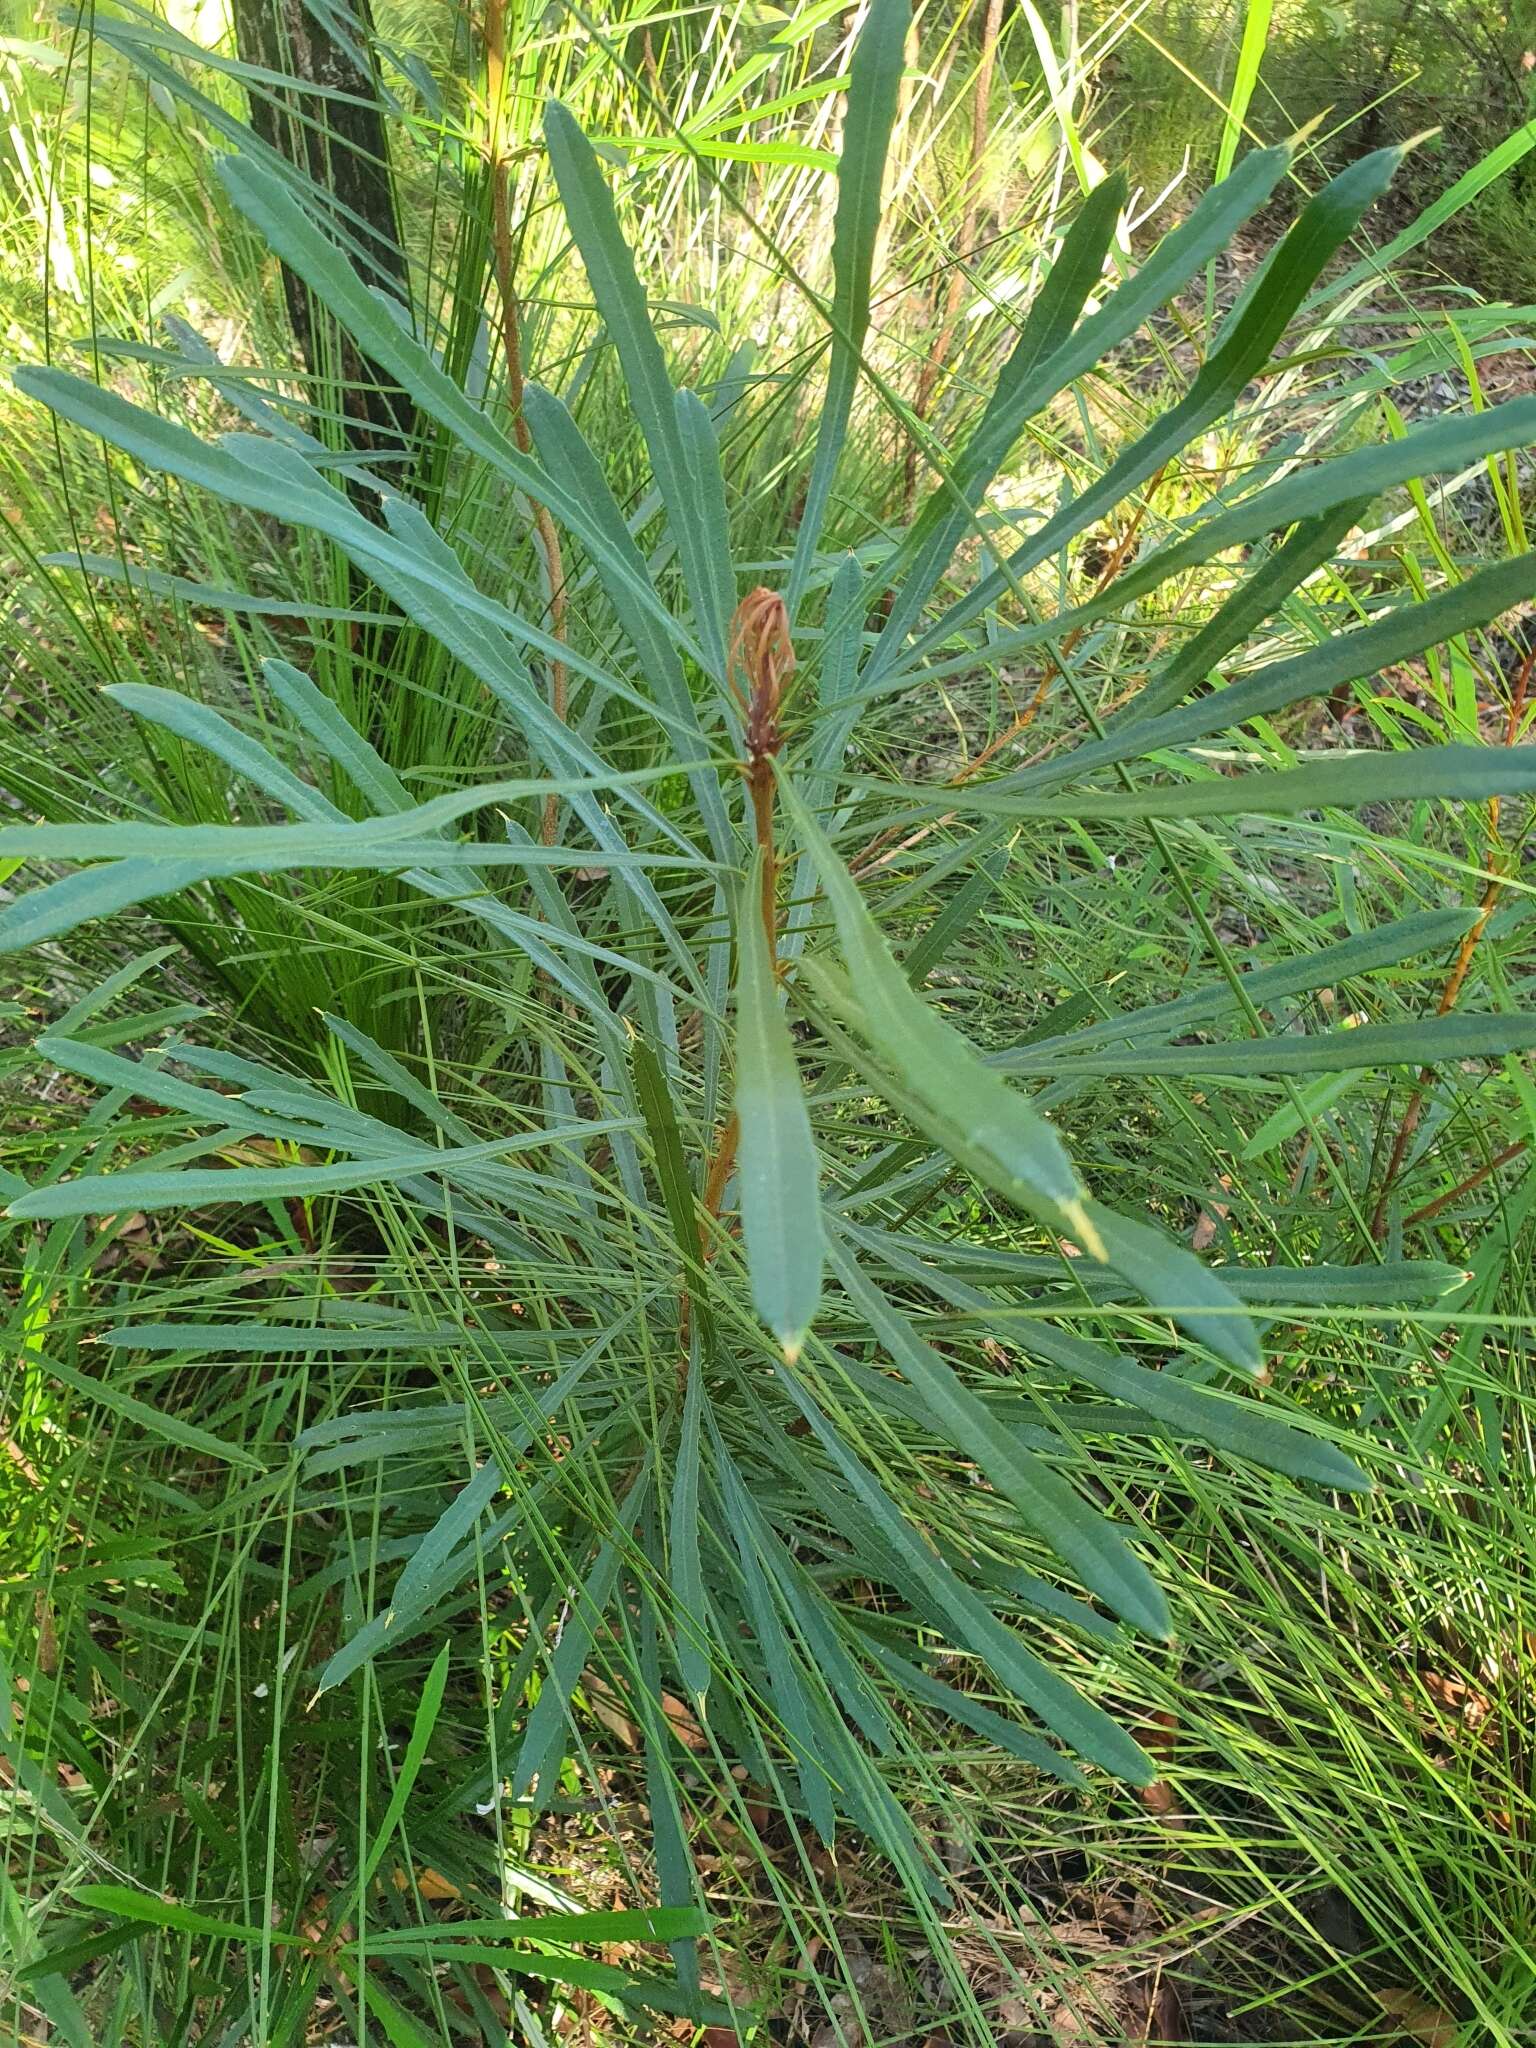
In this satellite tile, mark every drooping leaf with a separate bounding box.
[784,780,1259,1371]
[735,851,823,1358]
[782,778,1089,1228]
[773,1366,1152,1780]
[1079,1202,1262,1375]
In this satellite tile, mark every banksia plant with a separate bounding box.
[6,0,1535,2034]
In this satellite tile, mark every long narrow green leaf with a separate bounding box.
[355,1642,452,1892]
[1081,1202,1260,1373]
[0,859,215,955]
[636,1544,703,1995]
[213,155,695,656]
[668,1367,711,1703]
[1018,1323,1366,1489]
[883,395,1536,695]
[735,851,823,1357]
[899,146,1403,670]
[37,1354,263,1470]
[104,683,344,822]
[263,659,413,813]
[859,1637,1085,1784]
[630,1033,703,1283]
[360,1907,708,1949]
[1311,117,1536,308]
[34,1036,312,1136]
[354,1978,440,2048]
[542,103,732,674]
[317,1468,517,1694]
[710,1430,838,1843]
[995,906,1477,1063]
[388,1465,504,1634]
[786,0,909,610]
[45,550,387,622]
[829,1242,1169,1634]
[774,1367,1151,1779]
[782,776,1088,1225]
[72,1886,295,1946]
[942,741,1536,821]
[848,1220,1465,1305]
[522,382,735,863]
[513,1479,651,1800]
[1014,1010,1536,1077]
[1215,0,1275,183]
[7,1119,630,1220]
[876,170,1127,647]
[1112,499,1368,735]
[1003,548,1536,798]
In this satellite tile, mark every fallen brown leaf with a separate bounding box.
[390,1865,459,1901]
[1376,1987,1458,2047]
[1191,1174,1233,1252]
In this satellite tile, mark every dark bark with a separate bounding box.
[232,0,417,466]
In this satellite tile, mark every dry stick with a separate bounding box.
[902,0,1005,524]
[484,0,568,846]
[1370,640,1535,1237]
[1403,1138,1530,1230]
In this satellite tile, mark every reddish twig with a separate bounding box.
[1403,1138,1530,1229]
[1371,641,1534,1236]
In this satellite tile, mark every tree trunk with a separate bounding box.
[231,0,417,466]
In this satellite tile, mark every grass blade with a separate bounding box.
[668,1367,711,1704]
[355,1642,452,1892]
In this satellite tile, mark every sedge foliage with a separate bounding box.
[3,0,1536,2041]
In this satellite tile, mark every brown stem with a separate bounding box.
[484,0,568,845]
[748,755,778,952]
[1371,641,1534,1236]
[1403,1138,1529,1229]
[702,1113,741,1235]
